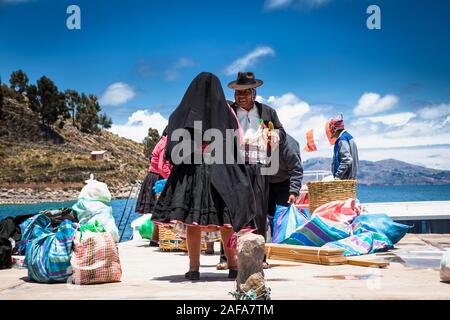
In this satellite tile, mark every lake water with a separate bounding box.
[1,184,450,242]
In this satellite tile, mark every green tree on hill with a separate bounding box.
[76,94,101,133]
[143,127,160,159]
[57,92,71,128]
[64,89,80,127]
[99,113,113,129]
[26,84,40,113]
[9,70,29,100]
[37,76,61,127]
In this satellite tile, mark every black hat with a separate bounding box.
[227,72,263,90]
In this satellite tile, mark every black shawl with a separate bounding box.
[165,72,257,232]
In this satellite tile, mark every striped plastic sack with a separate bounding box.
[21,214,76,283]
[322,225,393,256]
[283,215,350,247]
[70,232,122,285]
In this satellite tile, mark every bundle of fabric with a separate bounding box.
[283,215,350,247]
[322,222,393,256]
[21,214,76,283]
[40,208,78,228]
[313,198,361,224]
[351,213,411,245]
[72,177,119,242]
[70,221,122,285]
[277,199,410,257]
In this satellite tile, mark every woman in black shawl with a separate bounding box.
[152,72,257,280]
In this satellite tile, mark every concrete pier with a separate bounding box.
[1,234,450,300]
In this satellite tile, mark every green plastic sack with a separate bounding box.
[78,220,106,241]
[139,219,154,240]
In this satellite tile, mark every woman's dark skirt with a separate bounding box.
[135,172,163,214]
[152,163,232,227]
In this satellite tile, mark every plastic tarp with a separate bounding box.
[351,214,411,245]
[72,177,119,242]
[313,198,361,225]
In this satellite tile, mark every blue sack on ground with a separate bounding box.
[152,179,167,193]
[21,214,76,283]
[272,205,308,244]
[352,214,411,245]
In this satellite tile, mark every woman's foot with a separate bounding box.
[262,262,270,269]
[185,271,200,280]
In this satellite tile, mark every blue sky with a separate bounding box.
[1,0,450,169]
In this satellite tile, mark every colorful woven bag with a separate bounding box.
[70,232,122,285]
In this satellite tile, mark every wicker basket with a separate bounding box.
[307,180,357,214]
[158,225,208,252]
[158,225,187,252]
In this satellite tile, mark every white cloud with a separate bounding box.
[257,91,450,169]
[109,110,168,142]
[256,93,329,152]
[264,0,331,11]
[445,115,450,126]
[353,92,399,116]
[99,82,136,106]
[164,58,194,81]
[418,103,450,120]
[361,112,416,127]
[265,0,292,10]
[224,46,275,76]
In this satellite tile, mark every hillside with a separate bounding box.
[303,157,450,185]
[0,97,147,199]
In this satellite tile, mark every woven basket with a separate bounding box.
[158,225,207,252]
[158,225,187,252]
[307,180,357,214]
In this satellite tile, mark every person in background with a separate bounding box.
[328,115,359,180]
[135,127,172,246]
[267,133,303,239]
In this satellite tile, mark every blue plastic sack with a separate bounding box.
[351,214,411,245]
[272,205,308,244]
[21,214,76,283]
[152,179,167,193]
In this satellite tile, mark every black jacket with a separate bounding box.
[269,134,303,196]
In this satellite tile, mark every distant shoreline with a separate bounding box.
[2,183,450,206]
[0,184,137,205]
